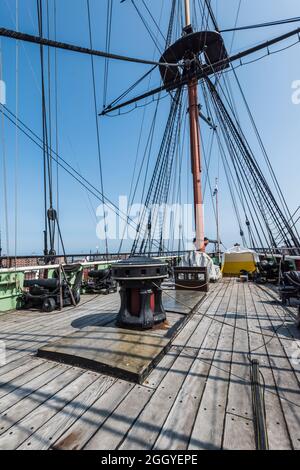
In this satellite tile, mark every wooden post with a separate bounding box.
[59,263,63,311]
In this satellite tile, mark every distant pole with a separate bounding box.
[0,229,2,266]
[184,0,205,252]
[214,178,221,261]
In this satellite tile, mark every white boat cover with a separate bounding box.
[180,251,222,282]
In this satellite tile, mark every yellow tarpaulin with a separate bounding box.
[222,247,259,275]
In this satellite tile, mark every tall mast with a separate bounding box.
[184,0,191,26]
[184,0,205,251]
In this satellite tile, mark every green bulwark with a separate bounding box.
[0,272,25,313]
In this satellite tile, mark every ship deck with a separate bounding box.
[0,278,299,450]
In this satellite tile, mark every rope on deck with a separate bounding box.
[251,359,269,450]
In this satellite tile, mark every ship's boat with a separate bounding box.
[222,246,260,275]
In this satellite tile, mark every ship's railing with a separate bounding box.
[0,251,189,268]
[250,247,300,259]
[0,251,187,280]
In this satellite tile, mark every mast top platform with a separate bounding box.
[159,31,229,87]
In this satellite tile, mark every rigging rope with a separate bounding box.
[37,0,50,255]
[14,0,19,264]
[141,0,166,45]
[221,16,300,33]
[0,43,9,258]
[130,0,164,56]
[87,0,109,256]
[54,0,60,253]
[103,0,113,108]
[1,104,169,254]
[131,88,184,256]
[205,77,300,253]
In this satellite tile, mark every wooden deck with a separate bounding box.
[0,279,299,450]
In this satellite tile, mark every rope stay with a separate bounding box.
[37,0,66,261]
[87,0,109,256]
[205,77,300,254]
[0,42,10,258]
[131,87,184,256]
[1,0,299,258]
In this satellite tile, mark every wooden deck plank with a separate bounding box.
[254,285,300,382]
[172,282,223,347]
[1,300,119,345]
[1,308,118,364]
[0,280,299,450]
[84,385,154,450]
[250,284,300,450]
[0,357,35,377]
[222,281,256,450]
[222,414,255,450]
[18,373,115,450]
[245,284,292,450]
[0,295,119,335]
[52,380,134,450]
[154,324,226,449]
[188,282,234,450]
[0,367,84,449]
[118,347,199,450]
[0,358,45,389]
[0,364,68,416]
[153,281,233,450]
[143,346,182,389]
[188,322,234,450]
[0,361,58,402]
[117,286,226,451]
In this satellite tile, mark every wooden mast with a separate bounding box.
[184,0,205,251]
[184,0,191,26]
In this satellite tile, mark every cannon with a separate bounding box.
[83,268,117,295]
[22,264,83,312]
[254,259,279,284]
[278,271,300,307]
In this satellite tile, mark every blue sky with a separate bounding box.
[0,0,300,255]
